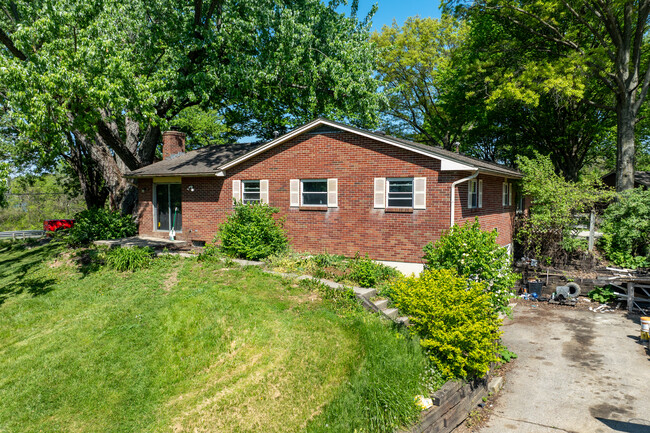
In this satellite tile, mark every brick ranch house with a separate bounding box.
[126,118,523,263]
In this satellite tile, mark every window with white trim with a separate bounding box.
[468,179,482,209]
[301,179,328,206]
[387,178,413,208]
[502,182,512,206]
[242,180,261,204]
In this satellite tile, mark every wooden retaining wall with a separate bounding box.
[400,375,502,433]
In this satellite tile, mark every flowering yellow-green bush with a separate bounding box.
[389,269,502,380]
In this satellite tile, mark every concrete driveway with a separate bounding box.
[479,302,650,433]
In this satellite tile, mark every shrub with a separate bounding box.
[587,286,618,304]
[217,201,288,260]
[600,188,650,268]
[389,269,502,380]
[68,208,137,245]
[105,246,154,272]
[348,253,400,288]
[516,153,613,262]
[197,243,222,262]
[423,219,518,313]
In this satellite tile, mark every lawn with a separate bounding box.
[0,241,433,433]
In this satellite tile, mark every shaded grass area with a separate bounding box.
[0,241,433,433]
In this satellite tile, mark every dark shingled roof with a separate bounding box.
[125,141,265,177]
[126,118,522,178]
[602,171,650,188]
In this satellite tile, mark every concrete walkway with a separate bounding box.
[479,303,650,433]
[94,236,188,249]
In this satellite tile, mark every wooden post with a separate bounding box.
[628,283,635,313]
[588,211,596,252]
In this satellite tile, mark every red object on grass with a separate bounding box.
[43,219,75,232]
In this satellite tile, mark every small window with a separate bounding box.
[502,182,512,206]
[387,178,413,208]
[468,180,479,209]
[301,180,328,206]
[243,180,261,204]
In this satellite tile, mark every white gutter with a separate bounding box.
[450,170,479,227]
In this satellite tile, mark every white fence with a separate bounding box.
[0,230,45,240]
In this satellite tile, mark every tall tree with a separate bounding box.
[454,12,615,179]
[449,0,650,191]
[0,0,382,212]
[372,16,469,149]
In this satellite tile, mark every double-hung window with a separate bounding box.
[242,180,261,204]
[386,178,413,208]
[155,183,182,231]
[468,179,482,209]
[502,182,513,206]
[301,179,328,206]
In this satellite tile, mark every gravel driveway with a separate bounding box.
[477,301,650,433]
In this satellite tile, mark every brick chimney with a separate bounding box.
[162,130,186,160]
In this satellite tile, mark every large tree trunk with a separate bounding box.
[616,96,636,192]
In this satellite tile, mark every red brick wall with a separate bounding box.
[136,131,517,262]
[454,174,517,247]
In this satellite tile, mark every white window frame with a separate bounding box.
[468,179,482,209]
[300,179,328,207]
[242,180,261,204]
[386,178,414,208]
[502,182,512,206]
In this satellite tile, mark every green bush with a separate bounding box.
[348,253,401,288]
[600,188,650,268]
[587,286,618,304]
[423,219,518,313]
[197,243,222,262]
[516,153,612,262]
[389,269,502,380]
[105,246,154,272]
[68,208,137,245]
[217,201,288,260]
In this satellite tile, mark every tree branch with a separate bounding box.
[0,27,26,60]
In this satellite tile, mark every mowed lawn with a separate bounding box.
[0,241,428,433]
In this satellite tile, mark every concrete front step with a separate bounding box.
[396,316,410,326]
[353,287,377,299]
[373,299,390,310]
[382,308,399,319]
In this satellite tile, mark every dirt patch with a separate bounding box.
[163,268,179,293]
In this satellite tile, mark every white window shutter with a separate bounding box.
[509,183,513,206]
[260,180,269,204]
[327,178,338,208]
[289,179,300,207]
[232,179,241,202]
[478,179,483,208]
[468,180,473,208]
[413,177,426,209]
[502,183,507,206]
[374,178,386,209]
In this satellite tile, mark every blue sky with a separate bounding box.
[348,1,443,31]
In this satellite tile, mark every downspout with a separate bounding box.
[450,170,479,227]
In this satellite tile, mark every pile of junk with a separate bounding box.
[521,279,581,305]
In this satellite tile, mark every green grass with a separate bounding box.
[0,240,433,433]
